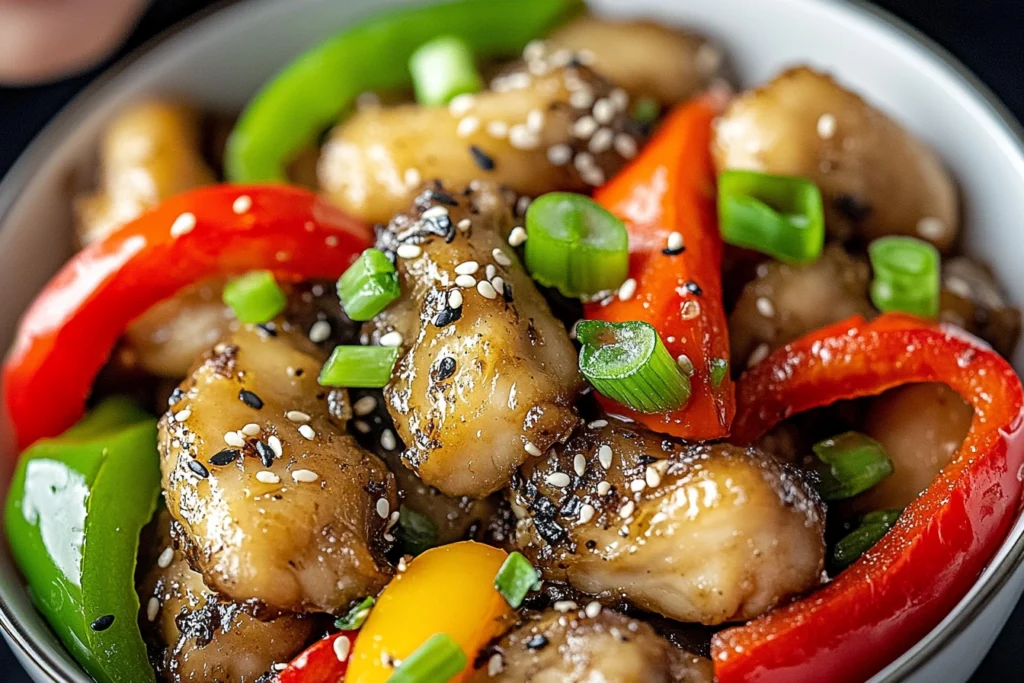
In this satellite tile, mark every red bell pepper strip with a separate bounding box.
[583,98,734,439]
[276,631,356,683]
[712,313,1024,683]
[3,185,371,450]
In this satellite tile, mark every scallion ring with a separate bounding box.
[387,633,466,683]
[335,596,374,630]
[868,235,940,318]
[576,320,691,413]
[337,248,400,321]
[717,170,825,264]
[812,431,894,501]
[524,192,630,299]
[494,551,540,609]
[832,509,903,569]
[409,35,483,106]
[318,346,399,388]
[222,270,287,324]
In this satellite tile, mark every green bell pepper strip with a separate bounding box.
[225,0,583,182]
[5,397,161,683]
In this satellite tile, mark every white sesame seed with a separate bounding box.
[667,232,684,252]
[523,39,546,61]
[334,635,351,662]
[422,206,448,220]
[448,93,475,117]
[680,300,701,320]
[268,435,283,457]
[170,212,196,237]
[404,167,421,188]
[581,168,605,187]
[547,143,572,166]
[592,98,615,125]
[508,124,540,150]
[630,478,647,493]
[917,216,947,241]
[486,120,509,138]
[455,274,477,288]
[273,663,289,672]
[613,134,637,159]
[617,278,637,301]
[477,280,498,299]
[241,423,261,436]
[589,128,614,154]
[173,409,191,422]
[457,218,472,231]
[256,471,281,485]
[309,320,332,343]
[224,431,245,448]
[380,429,397,451]
[817,113,837,140]
[546,472,572,488]
[508,227,528,247]
[756,297,775,318]
[298,424,316,440]
[353,420,372,434]
[597,480,611,496]
[491,276,505,296]
[376,498,390,519]
[677,354,694,375]
[588,419,608,429]
[157,547,174,569]
[585,601,603,618]
[695,42,723,76]
[286,410,311,423]
[525,441,543,457]
[645,466,662,488]
[609,88,629,111]
[488,652,504,676]
[146,597,160,622]
[492,248,513,267]
[448,289,464,308]
[353,395,377,416]
[454,115,479,137]
[526,109,545,133]
[396,244,422,259]
[579,503,596,524]
[292,469,319,483]
[379,331,404,347]
[576,48,596,65]
[554,600,578,613]
[570,88,595,110]
[574,453,587,477]
[232,195,252,214]
[573,116,599,139]
[598,445,613,470]
[455,260,479,275]
[482,265,495,282]
[620,500,635,518]
[748,343,771,368]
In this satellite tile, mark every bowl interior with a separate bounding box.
[1,0,1023,681]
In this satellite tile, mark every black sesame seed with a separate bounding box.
[661,246,686,256]
[433,305,463,328]
[684,281,703,296]
[209,449,241,466]
[188,460,210,479]
[167,387,184,407]
[238,389,264,410]
[469,145,496,171]
[90,615,115,632]
[433,356,457,382]
[525,634,549,650]
[294,368,305,377]
[585,539,597,549]
[254,440,275,468]
[428,189,459,206]
[257,322,278,337]
[502,282,514,303]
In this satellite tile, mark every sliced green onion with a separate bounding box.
[868,236,940,317]
[709,358,729,387]
[832,509,903,569]
[576,320,691,413]
[398,506,439,556]
[337,248,400,321]
[335,596,374,630]
[812,431,894,501]
[494,551,540,609]
[388,633,466,683]
[409,35,483,106]
[631,96,661,126]
[717,170,824,264]
[318,346,399,388]
[222,270,287,324]
[524,192,629,298]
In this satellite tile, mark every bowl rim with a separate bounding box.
[1,0,1024,681]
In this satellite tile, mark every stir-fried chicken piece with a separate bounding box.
[138,513,313,683]
[160,326,397,613]
[75,100,214,245]
[940,257,1022,357]
[511,419,825,625]
[377,184,582,498]
[319,58,643,223]
[471,608,712,683]
[728,245,873,369]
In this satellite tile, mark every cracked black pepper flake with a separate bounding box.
[238,389,264,410]
[469,145,496,171]
[254,441,275,468]
[188,460,210,479]
[433,305,463,328]
[209,449,241,466]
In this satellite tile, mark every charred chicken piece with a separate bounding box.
[160,326,397,613]
[378,183,582,498]
[511,419,825,625]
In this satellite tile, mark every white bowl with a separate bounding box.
[2,0,1023,681]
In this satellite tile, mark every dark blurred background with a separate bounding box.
[0,0,1021,680]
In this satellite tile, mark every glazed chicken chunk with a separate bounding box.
[159,326,397,613]
[470,608,712,683]
[377,184,583,498]
[511,419,825,625]
[138,513,314,683]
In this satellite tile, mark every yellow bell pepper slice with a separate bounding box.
[346,541,514,682]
